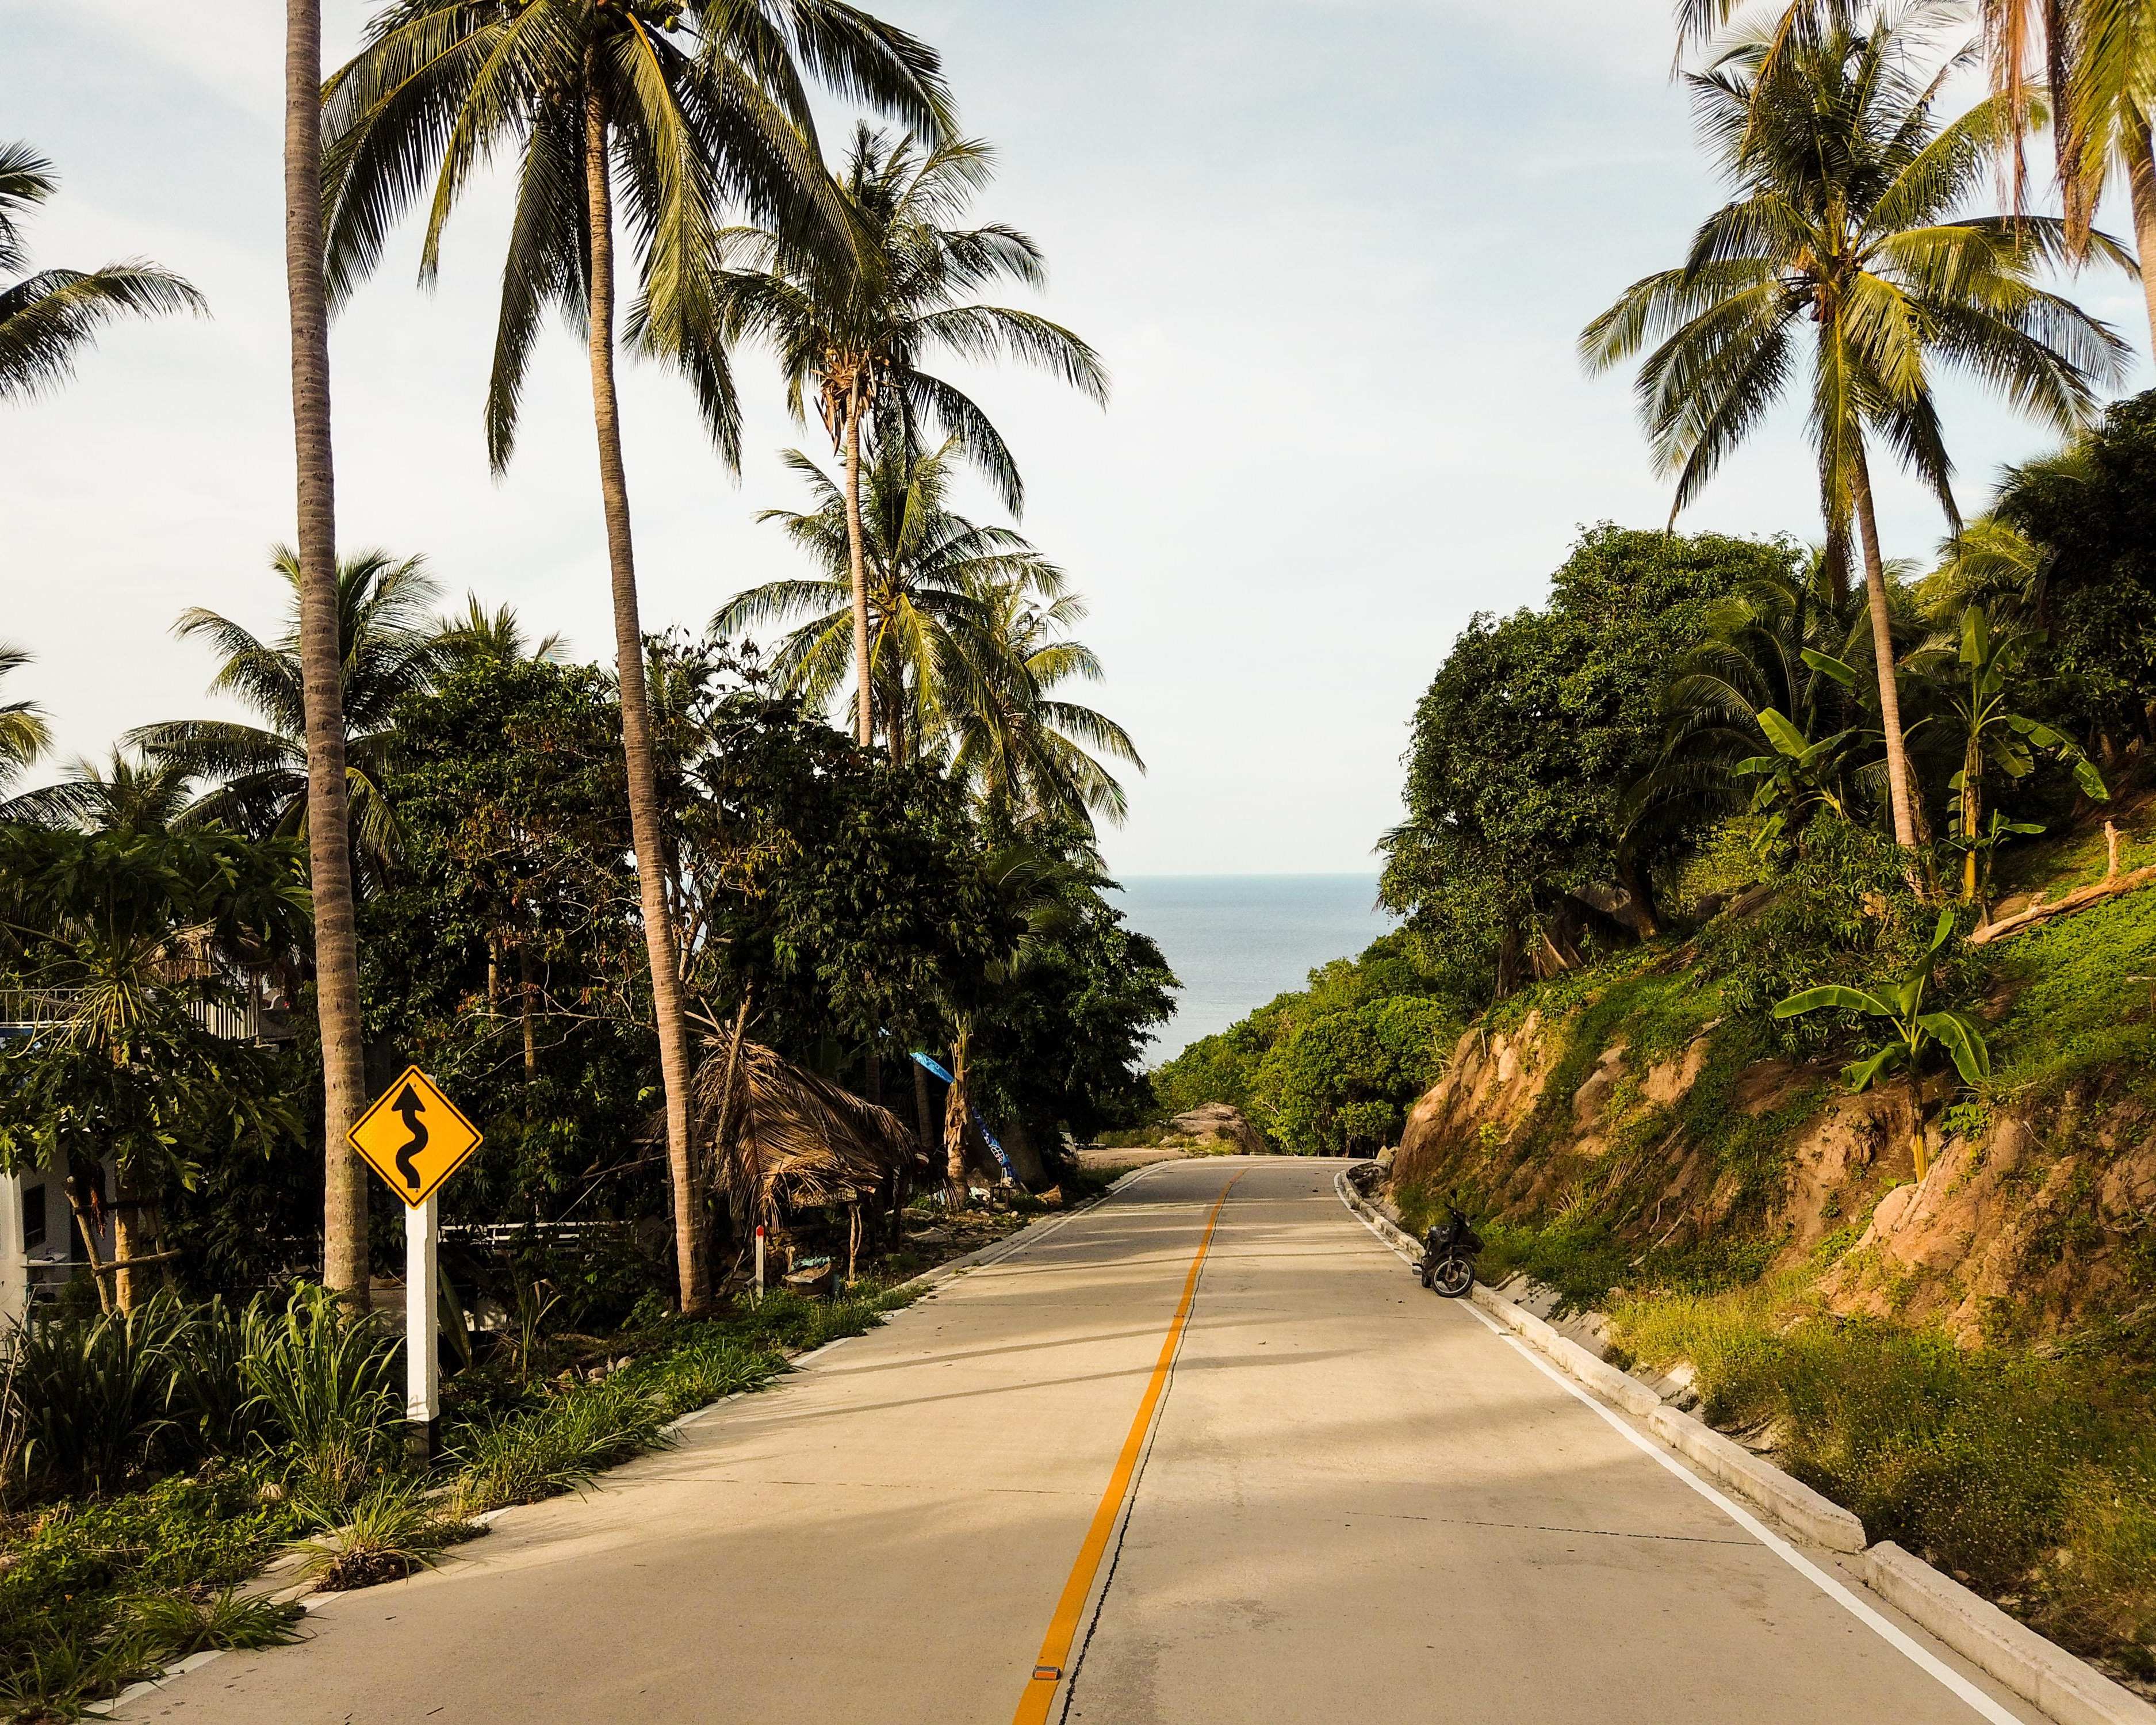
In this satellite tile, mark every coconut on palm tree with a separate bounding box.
[319,0,952,1314]
[132,548,445,880]
[723,124,1108,745]
[1584,1,2128,851]
[0,140,205,403]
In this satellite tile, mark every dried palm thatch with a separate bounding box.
[691,1034,926,1231]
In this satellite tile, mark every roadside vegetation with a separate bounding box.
[1,1,1167,1715]
[1154,0,2156,1684]
[0,1278,920,1718]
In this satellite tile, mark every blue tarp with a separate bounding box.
[909,1051,1017,1183]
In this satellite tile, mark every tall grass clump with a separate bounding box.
[1614,1290,2156,1666]
[240,1286,399,1506]
[3,1299,193,1499]
[294,1475,472,1591]
[451,1378,669,1515]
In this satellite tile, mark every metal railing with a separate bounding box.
[0,983,296,1046]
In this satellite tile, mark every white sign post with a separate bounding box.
[405,1195,439,1454]
[347,1067,481,1462]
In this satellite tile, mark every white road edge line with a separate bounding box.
[1334,1174,2030,1725]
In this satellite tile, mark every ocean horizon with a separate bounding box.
[1110,874,1397,1063]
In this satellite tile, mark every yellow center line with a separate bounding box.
[1012,1173,1244,1724]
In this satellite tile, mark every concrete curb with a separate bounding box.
[1334,1170,1855,1544]
[1641,1403,1867,1554]
[1862,1544,2156,1725]
[1466,1283,1664,1420]
[1331,1168,2156,1725]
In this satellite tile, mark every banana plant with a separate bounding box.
[1731,648,1863,847]
[1944,809,2046,923]
[1773,909,1989,1181]
[1917,605,2107,908]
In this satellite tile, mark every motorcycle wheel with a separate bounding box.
[1418,1257,1435,1290]
[1432,1256,1473,1298]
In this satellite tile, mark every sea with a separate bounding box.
[1110,874,1396,1063]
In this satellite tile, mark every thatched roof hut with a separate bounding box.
[692,1034,928,1231]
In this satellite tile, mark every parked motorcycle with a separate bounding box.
[1415,1203,1483,1298]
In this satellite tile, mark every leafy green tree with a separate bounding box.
[133,548,445,879]
[1631,549,1873,847]
[0,643,50,794]
[363,657,658,1227]
[674,670,1013,1078]
[0,827,310,1309]
[1583,5,2127,848]
[1987,392,2156,752]
[1381,526,1791,1000]
[723,125,1106,744]
[1150,932,1453,1131]
[321,0,951,1314]
[0,140,204,403]
[1775,908,1989,1179]
[1252,996,1454,1157]
[964,871,1173,1158]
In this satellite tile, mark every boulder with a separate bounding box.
[1169,1104,1269,1156]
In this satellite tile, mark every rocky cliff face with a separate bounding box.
[1389,1008,2156,1341]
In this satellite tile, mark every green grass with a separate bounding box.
[1613,1284,2156,1673]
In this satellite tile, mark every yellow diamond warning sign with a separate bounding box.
[347,1066,484,1208]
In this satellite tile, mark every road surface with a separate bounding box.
[141,1157,2048,1724]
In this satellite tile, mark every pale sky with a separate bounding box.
[3,1,2145,875]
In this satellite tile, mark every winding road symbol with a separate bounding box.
[346,1066,483,1208]
[391,1084,428,1192]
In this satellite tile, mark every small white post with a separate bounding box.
[753,1223,765,1304]
[405,1195,439,1453]
[1,1168,28,1342]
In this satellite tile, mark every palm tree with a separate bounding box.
[1969,0,2156,349]
[132,548,445,878]
[947,579,1143,835]
[1583,2,2127,851]
[719,435,1052,759]
[721,435,1143,829]
[434,595,569,667]
[723,125,1108,745]
[0,140,205,403]
[320,0,952,1315]
[1,749,196,832]
[0,643,51,795]
[283,0,370,1302]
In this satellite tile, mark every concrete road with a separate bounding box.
[141,1158,2048,1725]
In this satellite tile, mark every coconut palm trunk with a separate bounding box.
[841,393,874,747]
[2127,121,2156,354]
[943,1024,971,1204]
[581,79,707,1315]
[1847,437,1918,849]
[286,0,369,1301]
